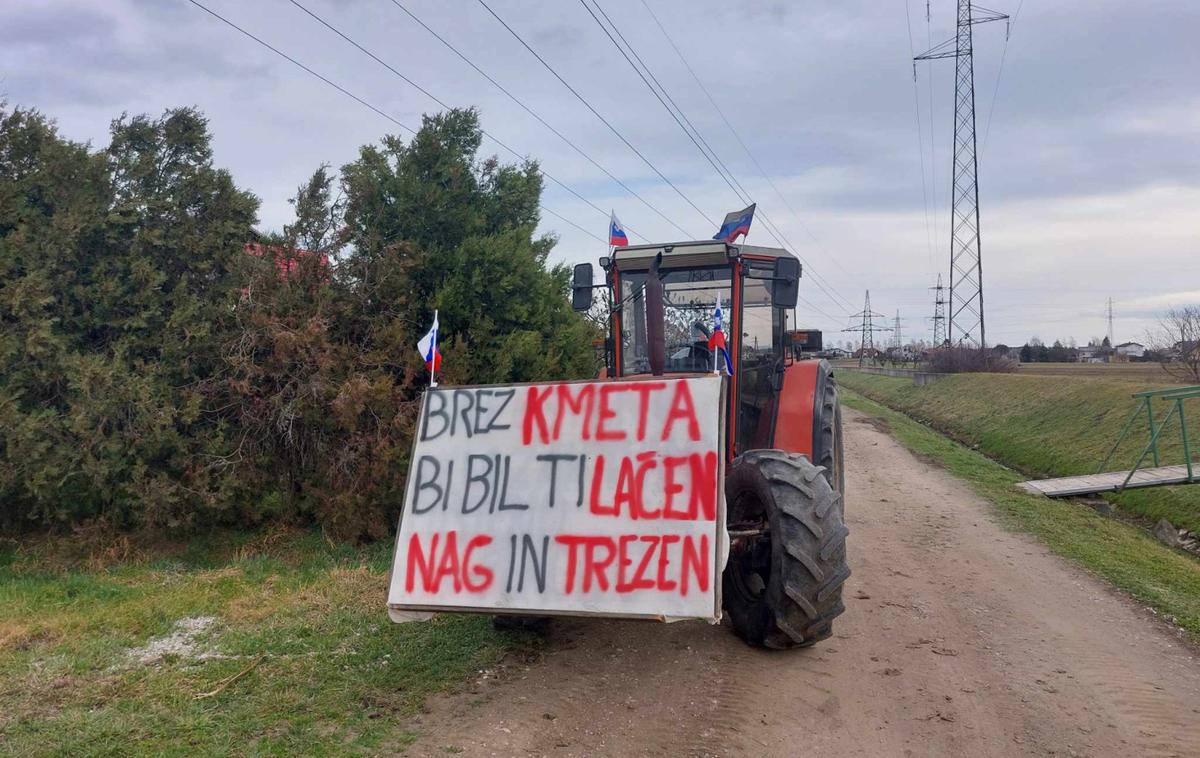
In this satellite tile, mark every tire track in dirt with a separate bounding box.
[401,407,1200,757]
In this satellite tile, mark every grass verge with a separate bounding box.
[840,389,1200,640]
[0,529,517,756]
[838,371,1200,533]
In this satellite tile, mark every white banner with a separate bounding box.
[387,375,725,621]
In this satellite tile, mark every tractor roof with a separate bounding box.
[611,239,796,270]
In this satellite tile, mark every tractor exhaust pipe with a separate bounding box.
[645,253,666,376]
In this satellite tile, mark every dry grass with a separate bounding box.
[0,529,516,756]
[1015,362,1188,383]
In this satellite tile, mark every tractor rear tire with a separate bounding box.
[812,364,846,496]
[723,450,849,649]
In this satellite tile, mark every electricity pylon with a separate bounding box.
[931,273,947,346]
[915,1,1008,347]
[844,290,892,367]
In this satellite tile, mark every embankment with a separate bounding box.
[836,370,1200,533]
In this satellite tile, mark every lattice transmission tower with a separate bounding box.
[931,273,947,346]
[1106,297,1115,345]
[844,291,892,367]
[915,1,1008,347]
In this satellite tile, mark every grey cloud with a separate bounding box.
[1,0,1197,344]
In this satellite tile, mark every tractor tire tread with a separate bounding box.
[722,450,850,649]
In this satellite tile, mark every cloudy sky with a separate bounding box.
[3,0,1198,347]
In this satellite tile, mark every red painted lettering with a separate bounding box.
[689,451,718,521]
[434,530,463,593]
[656,534,679,592]
[462,535,495,592]
[522,385,553,444]
[629,535,660,591]
[615,534,639,593]
[553,383,595,441]
[589,455,617,516]
[596,384,627,441]
[628,382,666,441]
[681,534,710,596]
[612,456,637,517]
[631,451,660,519]
[555,534,710,596]
[584,538,616,592]
[661,381,701,441]
[405,532,438,593]
[555,535,586,594]
[662,456,689,519]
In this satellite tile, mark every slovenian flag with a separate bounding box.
[417,311,441,383]
[712,203,756,244]
[609,211,629,247]
[708,294,733,375]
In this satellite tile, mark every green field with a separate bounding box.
[837,370,1200,533]
[839,389,1200,640]
[1015,361,1189,383]
[0,530,516,756]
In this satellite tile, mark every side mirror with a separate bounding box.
[571,262,594,311]
[771,257,801,308]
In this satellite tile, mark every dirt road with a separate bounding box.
[405,408,1200,757]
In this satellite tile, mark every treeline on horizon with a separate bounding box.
[0,104,596,538]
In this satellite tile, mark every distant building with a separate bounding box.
[1078,344,1111,364]
[1115,341,1145,359]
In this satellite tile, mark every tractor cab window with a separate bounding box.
[736,260,788,454]
[619,266,732,376]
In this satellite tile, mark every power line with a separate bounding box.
[185,0,607,245]
[904,0,936,275]
[580,0,855,315]
[981,0,1025,157]
[382,0,692,240]
[636,0,856,281]
[926,0,940,268]
[285,0,627,243]
[475,0,713,228]
[585,0,853,314]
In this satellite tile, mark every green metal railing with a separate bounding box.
[1098,385,1200,489]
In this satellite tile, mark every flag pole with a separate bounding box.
[429,309,438,389]
[713,293,720,375]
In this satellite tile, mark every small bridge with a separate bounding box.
[1020,385,1199,498]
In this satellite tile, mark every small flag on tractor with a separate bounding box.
[417,310,441,387]
[609,211,629,247]
[709,294,733,375]
[712,203,756,244]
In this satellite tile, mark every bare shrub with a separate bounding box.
[1149,306,1200,383]
[925,347,1017,374]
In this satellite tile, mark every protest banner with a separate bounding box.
[387,374,726,622]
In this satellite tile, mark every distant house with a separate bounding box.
[1115,341,1145,359]
[1171,340,1199,360]
[1078,344,1111,364]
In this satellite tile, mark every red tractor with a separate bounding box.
[571,240,849,649]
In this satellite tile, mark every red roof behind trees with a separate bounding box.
[244,242,329,279]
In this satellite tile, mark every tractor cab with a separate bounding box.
[571,240,803,460]
[572,240,849,650]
